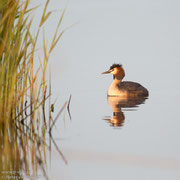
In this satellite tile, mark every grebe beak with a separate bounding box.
[102,69,113,74]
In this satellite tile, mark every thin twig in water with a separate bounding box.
[42,85,47,129]
[67,94,72,120]
[49,101,67,133]
[24,100,28,117]
[49,132,68,165]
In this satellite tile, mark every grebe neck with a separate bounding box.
[108,76,123,96]
[113,76,122,84]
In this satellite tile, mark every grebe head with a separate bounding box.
[102,64,125,80]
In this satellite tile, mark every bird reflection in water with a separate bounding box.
[104,96,148,127]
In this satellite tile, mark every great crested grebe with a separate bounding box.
[102,64,149,98]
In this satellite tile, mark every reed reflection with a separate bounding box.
[104,96,148,127]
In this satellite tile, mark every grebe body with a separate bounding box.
[102,64,149,98]
[108,81,148,97]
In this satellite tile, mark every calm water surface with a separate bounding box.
[45,71,180,180]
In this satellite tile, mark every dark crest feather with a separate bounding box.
[110,64,122,70]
